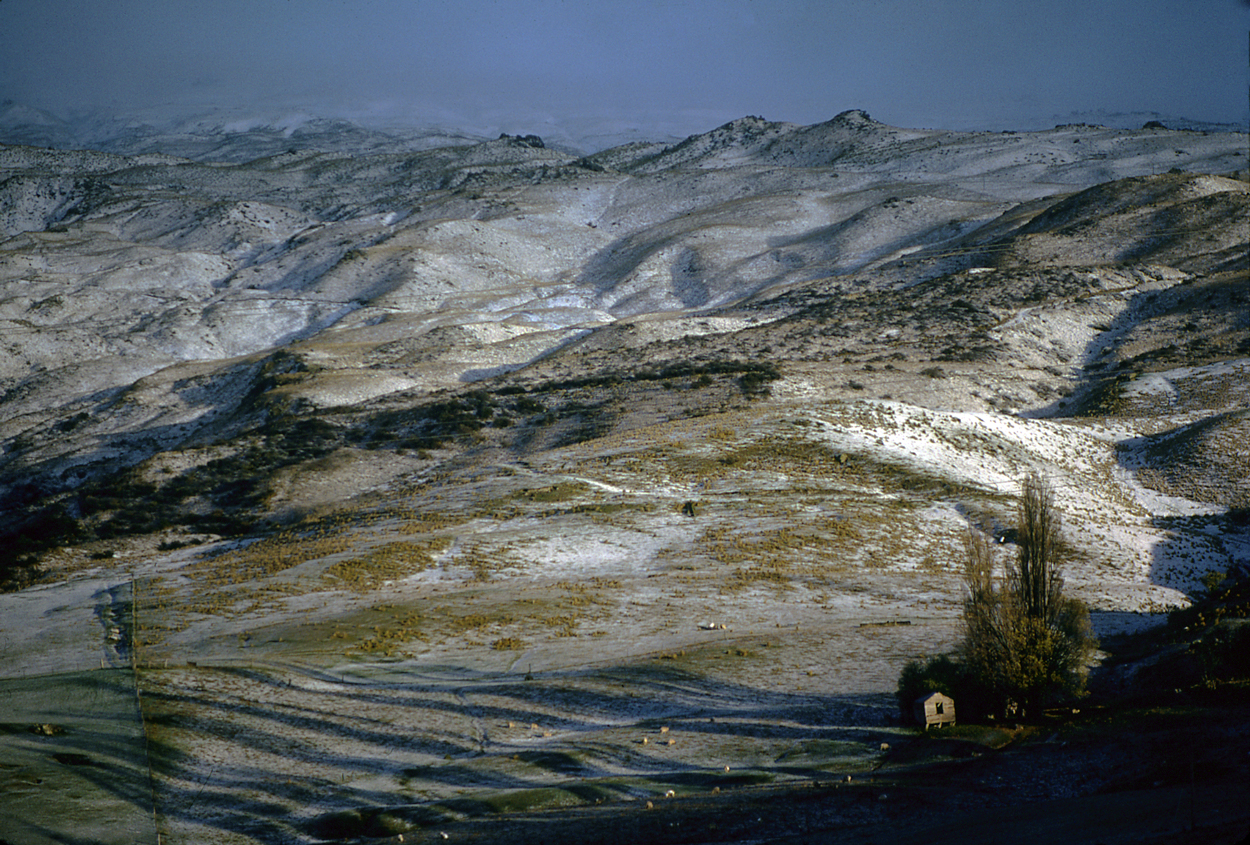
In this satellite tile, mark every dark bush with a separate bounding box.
[1191,623,1250,684]
[895,654,991,723]
[513,396,545,414]
[739,369,779,397]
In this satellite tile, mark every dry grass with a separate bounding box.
[322,538,450,591]
[185,521,355,587]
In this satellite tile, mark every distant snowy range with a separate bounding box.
[2,99,1244,161]
[0,100,689,160]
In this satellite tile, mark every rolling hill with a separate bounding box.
[0,111,1246,844]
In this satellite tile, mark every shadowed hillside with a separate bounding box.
[1,113,1247,844]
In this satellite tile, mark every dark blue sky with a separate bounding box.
[2,0,1246,142]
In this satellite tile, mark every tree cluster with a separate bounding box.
[899,473,1098,722]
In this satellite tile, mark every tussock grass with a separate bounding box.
[322,538,450,591]
[668,436,850,481]
[187,522,355,587]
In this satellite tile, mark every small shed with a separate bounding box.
[913,691,956,729]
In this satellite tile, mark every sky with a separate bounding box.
[1,0,1247,146]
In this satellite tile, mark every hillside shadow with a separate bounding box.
[1124,450,1250,602]
[1018,285,1155,421]
[572,225,685,300]
[0,669,159,845]
[133,660,900,842]
[1011,276,1250,605]
[0,354,271,496]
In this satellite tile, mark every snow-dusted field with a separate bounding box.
[1,112,1246,843]
[4,394,1240,843]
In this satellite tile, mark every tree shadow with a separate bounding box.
[0,669,159,845]
[132,659,901,842]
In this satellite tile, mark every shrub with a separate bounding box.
[1190,623,1250,685]
[738,366,781,398]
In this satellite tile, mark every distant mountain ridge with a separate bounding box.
[0,100,491,162]
[4,100,1245,164]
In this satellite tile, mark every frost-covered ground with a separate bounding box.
[1,112,1246,843]
[3,395,1240,843]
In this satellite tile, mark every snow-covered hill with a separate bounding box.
[0,110,1247,845]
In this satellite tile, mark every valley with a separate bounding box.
[0,111,1247,844]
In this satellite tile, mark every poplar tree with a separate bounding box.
[959,473,1097,719]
